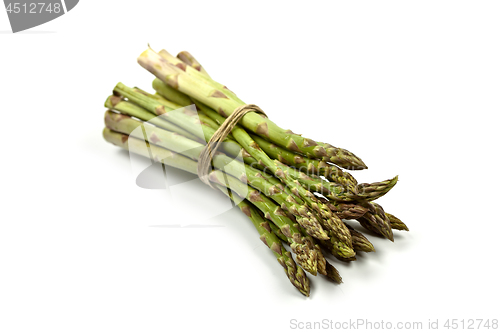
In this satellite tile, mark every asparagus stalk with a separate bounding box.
[345,225,375,253]
[113,83,355,257]
[138,48,367,169]
[177,51,212,78]
[325,261,343,284]
[103,127,319,275]
[386,213,409,231]
[317,197,369,220]
[357,177,399,202]
[155,79,349,178]
[104,94,201,142]
[134,87,223,132]
[222,193,310,296]
[152,80,398,202]
[318,223,376,256]
[257,168,355,259]
[173,49,364,173]
[103,128,198,173]
[159,52,399,231]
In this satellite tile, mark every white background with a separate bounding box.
[1,1,499,332]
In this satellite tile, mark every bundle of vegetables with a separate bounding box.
[102,47,408,296]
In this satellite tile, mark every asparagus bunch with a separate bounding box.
[102,47,408,296]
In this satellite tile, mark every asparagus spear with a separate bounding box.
[103,128,198,173]
[259,206,349,284]
[138,48,367,169]
[103,127,319,275]
[102,47,409,296]
[104,94,201,142]
[150,84,355,257]
[221,193,310,296]
[345,225,375,253]
[386,213,409,231]
[159,49,239,102]
[134,87,223,132]
[317,197,369,220]
[210,170,320,275]
[153,78,193,107]
[125,87,357,256]
[113,83,355,257]
[258,168,355,259]
[152,80,398,202]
